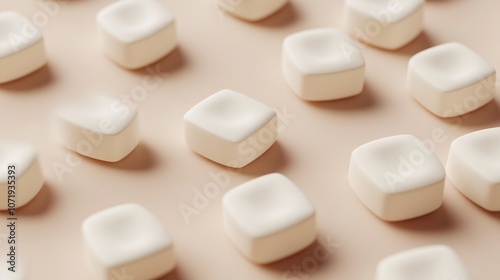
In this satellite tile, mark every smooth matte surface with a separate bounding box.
[184,89,277,167]
[97,0,174,44]
[283,28,364,74]
[407,42,496,118]
[343,0,424,50]
[82,203,175,279]
[217,0,289,21]
[348,134,445,221]
[55,95,140,162]
[97,0,177,69]
[346,0,423,23]
[282,28,365,100]
[0,1,500,279]
[446,127,500,211]
[376,245,470,280]
[0,11,42,56]
[409,43,495,92]
[185,89,275,143]
[223,173,315,263]
[223,173,314,237]
[0,141,44,210]
[0,11,46,83]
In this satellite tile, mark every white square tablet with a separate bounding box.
[447,127,500,211]
[343,0,424,50]
[408,42,496,117]
[0,11,46,83]
[217,0,289,21]
[82,203,176,280]
[223,173,316,263]
[348,134,445,221]
[0,141,44,210]
[97,0,177,69]
[282,28,365,101]
[54,95,140,162]
[184,89,277,168]
[377,245,470,280]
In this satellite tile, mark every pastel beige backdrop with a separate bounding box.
[0,0,499,279]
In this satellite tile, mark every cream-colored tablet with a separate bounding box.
[97,0,176,69]
[223,173,316,264]
[217,0,289,21]
[377,245,470,280]
[54,95,140,162]
[184,89,277,168]
[82,203,176,280]
[408,42,496,118]
[447,127,500,211]
[0,141,44,210]
[282,28,365,101]
[348,134,445,221]
[343,0,424,50]
[0,11,46,83]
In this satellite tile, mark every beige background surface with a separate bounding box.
[1,0,500,279]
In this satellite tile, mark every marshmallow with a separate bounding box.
[54,95,140,162]
[282,28,365,101]
[184,89,277,168]
[343,0,424,50]
[82,203,176,280]
[0,11,46,83]
[377,245,470,280]
[447,127,500,211]
[348,134,445,221]
[97,0,177,69]
[223,173,316,263]
[217,0,289,21]
[408,42,496,117]
[0,141,44,210]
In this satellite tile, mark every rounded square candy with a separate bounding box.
[217,0,289,21]
[408,42,496,117]
[0,141,44,210]
[343,0,424,50]
[223,173,316,264]
[377,245,470,280]
[0,11,46,83]
[282,28,365,101]
[447,127,500,211]
[97,0,177,69]
[184,89,277,168]
[82,203,176,280]
[348,134,445,221]
[54,95,140,162]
